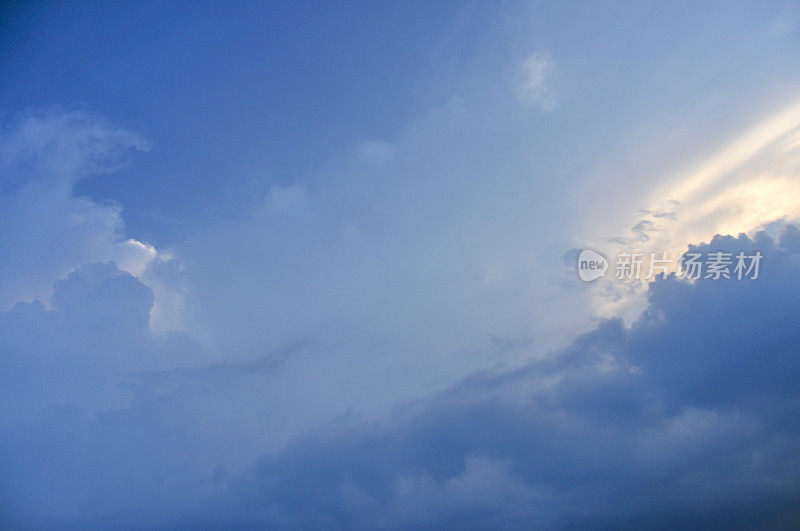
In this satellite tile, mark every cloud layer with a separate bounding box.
[2,227,799,528]
[221,228,800,528]
[2,5,800,525]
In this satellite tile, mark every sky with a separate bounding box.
[1,1,800,528]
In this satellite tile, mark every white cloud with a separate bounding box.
[517,51,554,111]
[0,109,149,187]
[0,110,174,328]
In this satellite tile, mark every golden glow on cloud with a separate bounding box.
[651,100,800,249]
[588,100,800,322]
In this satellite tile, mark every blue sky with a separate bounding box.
[5,1,798,244]
[2,1,800,528]
[3,0,470,242]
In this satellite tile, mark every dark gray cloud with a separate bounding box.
[2,228,800,528]
[225,227,800,528]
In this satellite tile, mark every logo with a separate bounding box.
[577,249,608,282]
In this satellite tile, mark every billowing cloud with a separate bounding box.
[0,110,182,332]
[221,226,800,527]
[574,100,800,322]
[1,228,799,527]
[0,262,202,415]
[2,4,800,526]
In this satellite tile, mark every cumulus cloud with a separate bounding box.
[2,227,799,527]
[0,262,201,416]
[0,110,172,323]
[218,226,800,527]
[3,5,800,527]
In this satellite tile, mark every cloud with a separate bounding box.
[574,101,800,323]
[174,85,594,383]
[0,262,201,416]
[0,108,149,190]
[0,109,170,322]
[517,51,554,111]
[2,227,799,527]
[220,226,800,527]
[2,5,800,526]
[642,100,800,253]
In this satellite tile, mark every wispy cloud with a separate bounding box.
[517,51,554,111]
